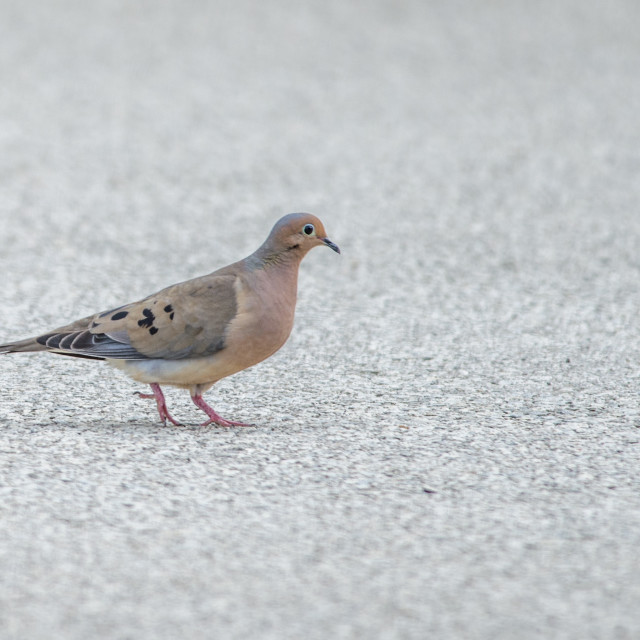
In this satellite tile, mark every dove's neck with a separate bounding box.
[247,244,307,271]
[245,248,302,330]
[246,247,304,314]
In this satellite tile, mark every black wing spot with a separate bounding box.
[99,304,126,318]
[111,311,128,321]
[164,304,173,313]
[169,312,175,320]
[149,327,159,336]
[137,308,155,328]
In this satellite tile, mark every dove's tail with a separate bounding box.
[0,335,107,360]
[0,337,48,354]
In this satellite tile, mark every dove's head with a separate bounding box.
[258,213,340,263]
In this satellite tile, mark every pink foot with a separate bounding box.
[191,394,254,427]
[136,383,182,426]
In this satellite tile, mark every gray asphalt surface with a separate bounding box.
[1,1,639,638]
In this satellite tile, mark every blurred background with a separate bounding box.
[1,1,640,638]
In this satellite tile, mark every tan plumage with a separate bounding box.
[0,213,340,426]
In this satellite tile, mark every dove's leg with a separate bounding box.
[191,393,253,427]
[136,383,182,426]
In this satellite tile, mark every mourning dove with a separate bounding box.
[0,213,340,426]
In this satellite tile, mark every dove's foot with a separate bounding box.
[136,383,182,426]
[191,393,254,427]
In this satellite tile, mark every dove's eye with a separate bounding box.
[302,224,315,236]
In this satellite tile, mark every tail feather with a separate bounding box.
[0,334,106,360]
[0,314,96,356]
[0,337,48,354]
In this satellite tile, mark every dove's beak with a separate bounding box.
[322,238,341,254]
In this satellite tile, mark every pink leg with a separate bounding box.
[136,383,182,426]
[191,393,253,427]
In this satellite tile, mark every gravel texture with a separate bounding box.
[1,1,639,638]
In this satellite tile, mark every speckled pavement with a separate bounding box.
[1,1,639,638]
